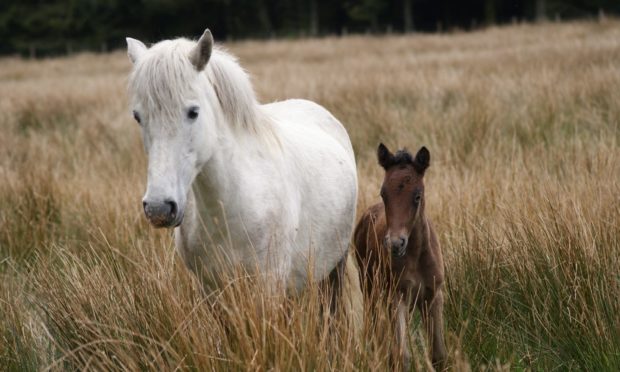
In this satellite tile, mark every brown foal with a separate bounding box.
[354,143,446,370]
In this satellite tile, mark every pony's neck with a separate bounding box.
[188,50,277,234]
[191,104,270,232]
[194,114,240,216]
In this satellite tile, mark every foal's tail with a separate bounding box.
[343,249,364,336]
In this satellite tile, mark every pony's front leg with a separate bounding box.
[392,295,412,371]
[322,253,347,315]
[267,248,295,296]
[419,289,447,371]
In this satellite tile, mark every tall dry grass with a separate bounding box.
[1,20,619,370]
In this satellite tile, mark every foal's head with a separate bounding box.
[377,143,430,258]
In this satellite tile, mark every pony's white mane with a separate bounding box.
[129,38,274,142]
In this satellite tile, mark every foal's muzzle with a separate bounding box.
[385,235,408,258]
[143,199,182,228]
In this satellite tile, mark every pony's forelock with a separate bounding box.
[128,37,277,146]
[129,39,197,118]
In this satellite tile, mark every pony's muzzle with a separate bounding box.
[143,199,180,228]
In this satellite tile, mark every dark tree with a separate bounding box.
[1,0,619,56]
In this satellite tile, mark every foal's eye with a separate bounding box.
[132,110,141,125]
[187,107,199,120]
[414,193,422,206]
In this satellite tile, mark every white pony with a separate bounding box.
[126,29,359,293]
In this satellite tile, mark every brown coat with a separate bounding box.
[354,144,446,370]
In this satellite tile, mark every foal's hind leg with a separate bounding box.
[418,289,447,370]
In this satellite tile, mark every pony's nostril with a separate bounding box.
[166,200,178,218]
[142,201,147,212]
[400,238,406,248]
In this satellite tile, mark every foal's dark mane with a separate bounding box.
[384,149,414,169]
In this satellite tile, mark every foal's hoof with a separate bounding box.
[432,357,446,371]
[402,356,412,371]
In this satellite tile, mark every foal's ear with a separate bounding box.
[189,28,214,71]
[413,146,430,174]
[377,143,394,170]
[126,37,147,64]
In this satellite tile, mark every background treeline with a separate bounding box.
[0,0,618,57]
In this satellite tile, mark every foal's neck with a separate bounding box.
[409,213,429,256]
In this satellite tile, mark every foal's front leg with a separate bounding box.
[418,289,447,370]
[392,295,412,371]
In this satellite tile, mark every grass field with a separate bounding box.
[1,20,619,370]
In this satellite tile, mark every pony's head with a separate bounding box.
[377,143,430,258]
[126,30,217,228]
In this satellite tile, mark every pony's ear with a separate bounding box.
[413,146,430,174]
[189,29,213,71]
[377,143,394,170]
[126,37,147,64]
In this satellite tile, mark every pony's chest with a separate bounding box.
[180,182,299,268]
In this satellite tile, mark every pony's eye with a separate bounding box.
[133,110,141,125]
[187,107,199,120]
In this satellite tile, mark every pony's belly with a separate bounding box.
[287,209,356,290]
[285,150,357,288]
